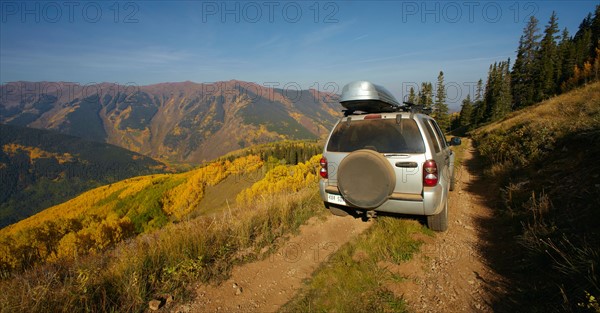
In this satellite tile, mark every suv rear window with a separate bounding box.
[326,118,425,153]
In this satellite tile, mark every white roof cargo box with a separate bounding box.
[340,81,401,113]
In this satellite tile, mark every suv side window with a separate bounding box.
[423,120,441,153]
[430,120,448,148]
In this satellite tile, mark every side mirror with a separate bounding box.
[450,137,462,146]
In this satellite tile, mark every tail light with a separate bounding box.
[423,159,438,187]
[319,157,328,179]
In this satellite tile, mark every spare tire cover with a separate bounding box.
[337,149,395,209]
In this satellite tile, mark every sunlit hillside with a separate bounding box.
[0,138,323,312]
[0,141,322,276]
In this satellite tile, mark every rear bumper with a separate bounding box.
[319,180,444,216]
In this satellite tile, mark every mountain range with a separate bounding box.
[0,81,341,163]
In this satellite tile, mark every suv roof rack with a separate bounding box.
[342,102,432,117]
[400,102,433,114]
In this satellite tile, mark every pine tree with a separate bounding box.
[471,79,485,126]
[589,5,600,59]
[511,37,526,103]
[589,5,600,81]
[574,13,593,67]
[418,82,433,109]
[475,79,484,103]
[512,16,541,108]
[560,8,600,90]
[434,71,450,130]
[408,87,417,104]
[484,60,512,122]
[498,60,513,118]
[535,12,561,101]
[458,94,473,129]
[558,28,575,90]
[484,63,498,121]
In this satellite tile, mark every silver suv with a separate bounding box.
[318,81,461,231]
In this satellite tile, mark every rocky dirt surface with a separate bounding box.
[173,142,508,312]
[384,143,510,312]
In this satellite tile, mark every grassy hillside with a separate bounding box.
[0,141,323,312]
[0,154,263,271]
[0,124,168,228]
[472,82,600,311]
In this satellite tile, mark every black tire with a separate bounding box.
[337,149,395,209]
[427,200,448,232]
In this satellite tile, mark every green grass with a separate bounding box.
[280,217,431,313]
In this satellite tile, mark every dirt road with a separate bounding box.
[389,143,509,312]
[177,143,507,312]
[182,215,373,312]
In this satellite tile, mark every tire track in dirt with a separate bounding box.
[179,214,372,312]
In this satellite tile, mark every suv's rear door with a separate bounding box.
[325,115,425,195]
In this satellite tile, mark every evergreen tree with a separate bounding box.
[511,39,526,105]
[590,5,600,82]
[471,79,485,126]
[498,60,513,118]
[573,13,593,67]
[475,79,484,102]
[434,71,450,130]
[536,12,561,100]
[561,9,600,90]
[484,63,497,121]
[591,5,600,59]
[408,87,417,104]
[575,13,594,40]
[512,16,541,108]
[484,60,512,122]
[418,82,433,109]
[458,94,473,129]
[558,28,575,90]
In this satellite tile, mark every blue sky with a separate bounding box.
[1,1,597,109]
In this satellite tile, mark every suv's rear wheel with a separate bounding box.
[427,200,448,232]
[337,149,395,209]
